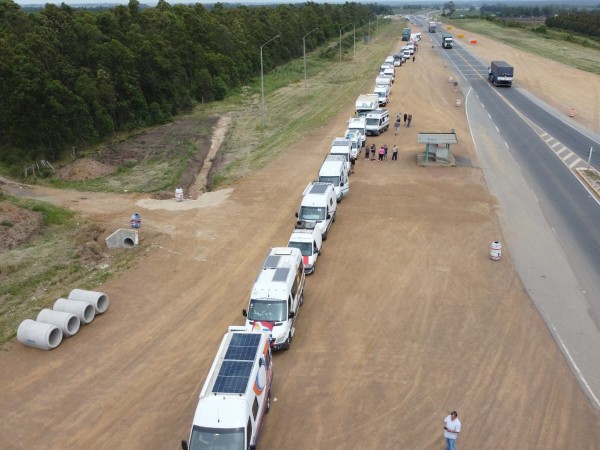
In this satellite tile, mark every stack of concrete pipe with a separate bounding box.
[17,289,109,350]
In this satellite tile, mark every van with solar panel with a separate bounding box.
[242,247,305,350]
[318,154,349,202]
[295,181,337,240]
[181,326,272,450]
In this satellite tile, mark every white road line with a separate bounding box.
[551,141,562,149]
[487,112,491,119]
[504,141,509,149]
[561,151,575,162]
[555,146,568,156]
[569,157,582,169]
[495,125,500,133]
[541,132,550,139]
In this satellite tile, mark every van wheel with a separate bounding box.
[284,335,292,350]
[322,231,327,241]
[332,213,336,223]
[299,292,304,306]
[266,390,271,413]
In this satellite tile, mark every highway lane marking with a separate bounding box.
[551,141,562,149]
[556,146,568,156]
[569,157,583,169]
[561,151,575,162]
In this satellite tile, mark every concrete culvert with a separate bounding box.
[17,319,63,350]
[123,238,134,247]
[53,298,95,324]
[68,289,109,314]
[36,309,80,337]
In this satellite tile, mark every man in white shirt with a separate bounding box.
[443,411,461,450]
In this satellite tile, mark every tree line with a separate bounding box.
[0,0,382,164]
[546,12,600,38]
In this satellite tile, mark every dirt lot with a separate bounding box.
[1,26,600,450]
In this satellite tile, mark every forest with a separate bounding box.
[0,0,385,164]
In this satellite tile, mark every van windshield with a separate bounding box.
[319,176,340,186]
[331,152,349,162]
[366,118,380,126]
[299,206,326,221]
[288,241,312,257]
[248,299,287,322]
[189,426,244,450]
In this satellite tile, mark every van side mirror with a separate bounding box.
[242,309,248,317]
[181,440,189,450]
[295,212,299,218]
[289,311,296,319]
[326,213,331,219]
[340,182,344,187]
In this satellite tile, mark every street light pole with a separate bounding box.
[339,23,352,65]
[303,27,318,99]
[353,24,356,60]
[261,34,280,128]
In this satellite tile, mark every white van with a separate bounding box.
[243,247,305,350]
[365,109,390,136]
[330,137,352,174]
[344,129,361,158]
[287,221,322,274]
[182,327,272,450]
[296,181,337,240]
[402,47,411,60]
[374,85,390,106]
[319,154,349,202]
[347,117,367,148]
[383,67,395,83]
[375,75,392,88]
[384,56,395,65]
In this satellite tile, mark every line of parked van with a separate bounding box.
[181,82,384,449]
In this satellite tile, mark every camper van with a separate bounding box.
[181,327,272,450]
[374,85,390,106]
[344,129,361,158]
[296,181,337,240]
[243,247,305,350]
[347,117,367,148]
[319,154,349,202]
[330,137,353,174]
[365,109,390,136]
[287,221,323,274]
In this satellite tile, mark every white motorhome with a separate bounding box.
[365,109,390,136]
[383,67,395,83]
[296,181,337,240]
[379,63,391,75]
[319,154,349,202]
[374,85,390,106]
[330,137,352,174]
[287,221,322,274]
[355,94,379,118]
[375,75,392,88]
[347,117,367,148]
[401,47,411,60]
[344,129,361,159]
[384,55,395,65]
[182,327,272,450]
[243,247,305,350]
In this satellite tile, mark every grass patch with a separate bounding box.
[10,197,75,226]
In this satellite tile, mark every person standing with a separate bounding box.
[370,144,376,161]
[383,144,388,160]
[443,411,461,450]
[350,155,356,174]
[412,55,416,63]
[403,113,408,126]
[407,113,413,128]
[392,144,398,161]
[394,115,401,135]
[378,146,385,162]
[366,144,372,160]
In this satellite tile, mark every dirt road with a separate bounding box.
[1,28,600,450]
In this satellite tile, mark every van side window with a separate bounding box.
[252,397,259,420]
[265,349,271,369]
[291,267,302,297]
[246,419,252,448]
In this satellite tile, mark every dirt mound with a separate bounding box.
[0,202,44,252]
[57,158,116,181]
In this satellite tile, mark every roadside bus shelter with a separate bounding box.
[417,132,458,165]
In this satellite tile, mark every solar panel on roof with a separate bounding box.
[272,267,290,282]
[309,183,329,194]
[213,333,261,394]
[333,139,351,146]
[263,255,281,269]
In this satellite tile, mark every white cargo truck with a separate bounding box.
[182,327,273,450]
[355,94,379,118]
[319,154,349,202]
[243,247,305,350]
[287,221,322,274]
[296,181,337,240]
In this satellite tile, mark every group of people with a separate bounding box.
[394,112,413,134]
[364,143,399,162]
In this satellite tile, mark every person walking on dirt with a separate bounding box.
[370,144,376,161]
[412,56,416,63]
[392,144,398,161]
[394,115,401,135]
[443,411,461,450]
[350,155,356,174]
[403,113,408,126]
[407,114,413,128]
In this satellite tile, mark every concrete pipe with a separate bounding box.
[37,309,80,337]
[54,298,95,325]
[68,289,109,314]
[17,319,63,350]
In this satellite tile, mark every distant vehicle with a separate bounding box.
[296,181,337,240]
[288,221,322,274]
[355,94,379,118]
[402,27,411,41]
[384,55,395,65]
[374,85,390,106]
[442,32,453,49]
[347,117,367,147]
[365,109,390,136]
[181,327,272,450]
[428,21,437,32]
[488,61,514,87]
[319,154,349,202]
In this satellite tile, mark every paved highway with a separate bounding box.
[411,16,600,409]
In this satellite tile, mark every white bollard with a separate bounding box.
[17,319,63,350]
[175,187,184,202]
[54,298,95,324]
[448,76,453,83]
[490,241,502,261]
[456,99,462,107]
[67,289,109,314]
[37,309,80,337]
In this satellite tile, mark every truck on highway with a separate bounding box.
[488,61,514,87]
[428,21,436,32]
[355,94,379,118]
[402,27,411,41]
[441,32,453,49]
